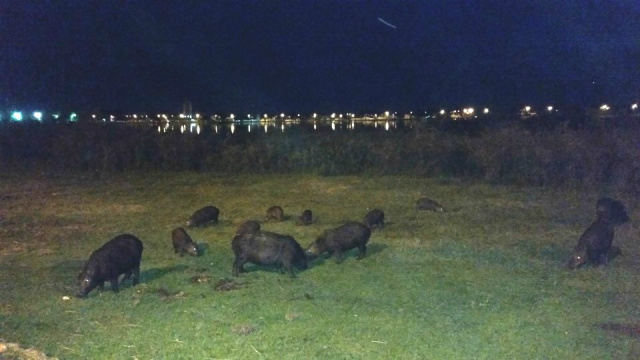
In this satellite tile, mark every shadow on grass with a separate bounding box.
[306,243,388,269]
[141,265,188,283]
[599,323,640,338]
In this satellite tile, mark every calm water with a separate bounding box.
[153,118,417,135]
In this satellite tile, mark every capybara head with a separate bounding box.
[184,242,198,256]
[567,250,588,269]
[75,267,98,298]
[305,233,328,259]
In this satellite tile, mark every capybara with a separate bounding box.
[416,197,446,212]
[75,234,143,298]
[296,209,313,226]
[596,197,629,226]
[232,231,308,277]
[305,222,371,263]
[567,213,615,269]
[172,227,198,256]
[266,206,284,221]
[236,220,261,236]
[186,205,219,227]
[363,209,385,229]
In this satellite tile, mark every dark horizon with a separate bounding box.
[2,1,639,114]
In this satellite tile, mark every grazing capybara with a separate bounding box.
[172,227,198,256]
[296,209,313,226]
[567,213,615,269]
[305,222,371,263]
[416,197,446,212]
[186,205,219,227]
[232,231,308,277]
[236,220,261,236]
[266,206,284,221]
[596,197,629,226]
[75,234,143,298]
[363,209,384,229]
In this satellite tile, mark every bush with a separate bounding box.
[1,119,638,195]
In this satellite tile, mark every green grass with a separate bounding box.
[1,173,639,359]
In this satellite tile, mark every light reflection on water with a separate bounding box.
[152,119,410,135]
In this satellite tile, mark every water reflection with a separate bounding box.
[150,118,412,135]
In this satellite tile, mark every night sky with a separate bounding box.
[2,1,639,114]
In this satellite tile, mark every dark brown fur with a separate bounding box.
[296,209,313,226]
[232,231,308,277]
[567,214,614,269]
[416,198,446,212]
[236,220,261,236]
[305,222,371,263]
[363,209,384,229]
[75,234,143,298]
[172,227,198,256]
[187,206,220,227]
[266,206,284,221]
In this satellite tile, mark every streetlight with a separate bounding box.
[11,111,23,121]
[33,111,43,121]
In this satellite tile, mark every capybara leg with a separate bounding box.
[357,245,367,260]
[132,267,140,285]
[110,277,119,292]
[233,257,246,277]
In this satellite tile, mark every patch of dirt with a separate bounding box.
[0,341,58,360]
[214,278,243,292]
[285,312,301,321]
[231,324,256,335]
[152,288,185,300]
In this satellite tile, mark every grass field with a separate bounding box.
[1,173,639,359]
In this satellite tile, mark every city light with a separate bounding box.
[331,113,336,119]
[11,111,23,121]
[385,111,390,117]
[53,114,59,119]
[483,108,489,114]
[632,103,638,110]
[280,113,284,118]
[230,113,235,120]
[264,114,268,118]
[439,110,445,115]
[70,113,77,121]
[600,104,610,111]
[524,106,531,112]
[33,111,43,121]
[313,113,317,118]
[547,106,553,112]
